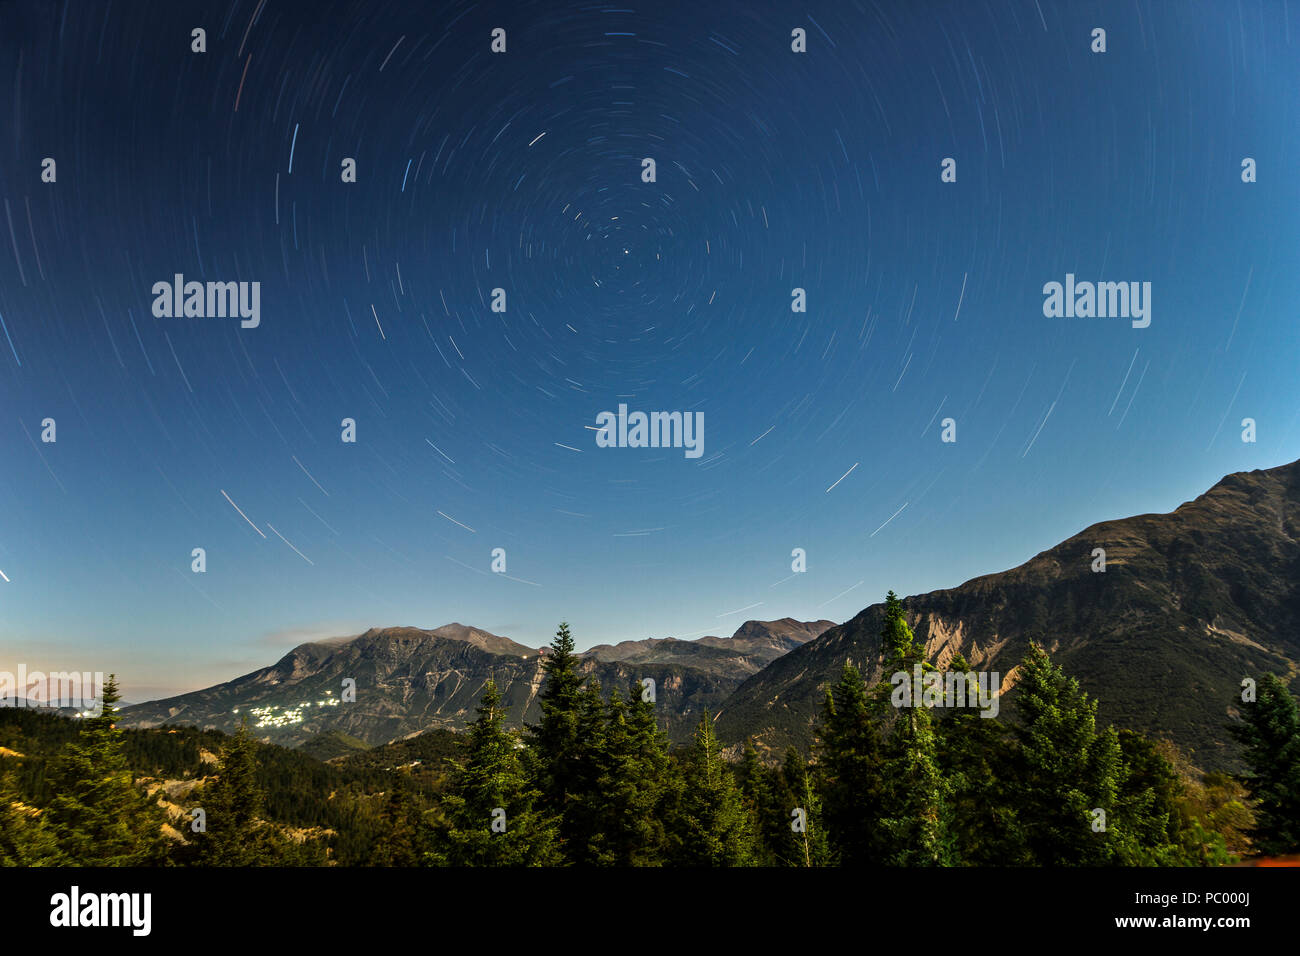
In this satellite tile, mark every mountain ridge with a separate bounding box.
[120,618,834,748]
[715,459,1300,771]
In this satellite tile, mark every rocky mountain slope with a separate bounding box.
[717,459,1300,771]
[121,619,833,748]
[585,617,834,676]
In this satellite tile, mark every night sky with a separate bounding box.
[1,0,1297,700]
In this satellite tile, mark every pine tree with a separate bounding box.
[736,740,782,865]
[781,747,831,866]
[817,661,884,864]
[873,593,950,864]
[879,702,950,865]
[668,711,757,866]
[527,622,585,819]
[1011,644,1120,865]
[872,591,937,727]
[935,654,1019,865]
[584,686,670,865]
[879,590,921,674]
[1228,673,1300,855]
[187,719,306,866]
[623,681,675,862]
[434,679,562,866]
[1111,730,1184,865]
[44,675,167,865]
[562,679,608,863]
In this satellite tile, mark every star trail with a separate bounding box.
[0,0,1296,699]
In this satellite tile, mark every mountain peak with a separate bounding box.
[584,619,836,675]
[344,624,537,658]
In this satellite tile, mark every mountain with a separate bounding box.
[1,699,95,717]
[120,626,545,749]
[716,459,1300,772]
[421,622,539,656]
[120,619,832,749]
[584,618,835,676]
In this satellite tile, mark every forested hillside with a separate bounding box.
[5,608,1293,867]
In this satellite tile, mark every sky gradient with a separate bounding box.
[1,0,1298,701]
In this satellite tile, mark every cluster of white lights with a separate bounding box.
[231,690,340,728]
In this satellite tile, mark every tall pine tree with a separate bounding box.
[1111,729,1185,866]
[817,661,883,864]
[668,711,757,866]
[873,593,951,865]
[781,747,832,866]
[583,686,671,865]
[434,679,562,866]
[561,679,608,863]
[736,740,783,866]
[1011,644,1120,865]
[44,675,167,865]
[1228,673,1300,855]
[527,622,585,820]
[935,653,1019,865]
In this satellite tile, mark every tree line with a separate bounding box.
[2,592,1296,865]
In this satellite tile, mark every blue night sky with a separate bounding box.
[0,0,1297,701]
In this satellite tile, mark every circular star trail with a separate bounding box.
[0,0,1295,694]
